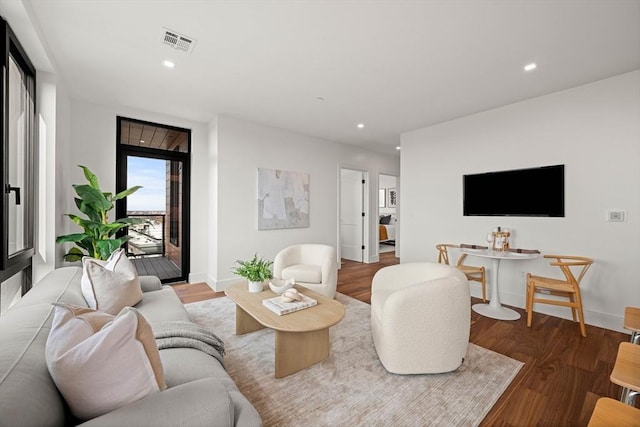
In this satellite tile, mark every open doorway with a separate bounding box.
[116,117,191,283]
[378,174,397,256]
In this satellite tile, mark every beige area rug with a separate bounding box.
[185,293,523,427]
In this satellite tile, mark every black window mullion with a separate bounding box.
[0,17,36,286]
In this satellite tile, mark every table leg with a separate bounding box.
[274,328,330,378]
[489,258,502,308]
[235,305,265,335]
[472,257,521,320]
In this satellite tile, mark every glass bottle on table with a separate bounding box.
[492,227,505,251]
[486,233,494,246]
[502,228,511,250]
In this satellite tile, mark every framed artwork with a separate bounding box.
[387,188,397,208]
[379,189,386,208]
[257,168,309,230]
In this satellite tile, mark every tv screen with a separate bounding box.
[463,165,564,217]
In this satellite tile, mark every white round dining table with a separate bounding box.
[461,248,539,320]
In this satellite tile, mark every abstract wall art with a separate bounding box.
[257,168,310,230]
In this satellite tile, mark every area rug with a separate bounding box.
[185,293,523,427]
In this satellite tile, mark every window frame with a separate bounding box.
[1,17,37,283]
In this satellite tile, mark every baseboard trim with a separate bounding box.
[187,272,209,285]
[489,288,629,335]
[188,272,252,292]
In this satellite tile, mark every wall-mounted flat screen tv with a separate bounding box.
[463,164,564,217]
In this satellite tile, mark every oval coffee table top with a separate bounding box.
[225,281,345,333]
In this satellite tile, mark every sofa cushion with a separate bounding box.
[12,266,87,308]
[81,249,143,315]
[134,287,191,325]
[0,268,85,427]
[77,378,236,427]
[0,306,68,426]
[45,303,166,421]
[159,348,261,426]
[281,264,322,284]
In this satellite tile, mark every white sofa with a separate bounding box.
[370,262,470,374]
[272,244,338,298]
[0,267,262,426]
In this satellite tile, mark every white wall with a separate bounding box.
[54,76,72,269]
[209,115,399,289]
[400,71,640,333]
[62,100,210,278]
[201,116,219,286]
[32,72,57,282]
[62,108,399,290]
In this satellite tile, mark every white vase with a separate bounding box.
[248,280,264,293]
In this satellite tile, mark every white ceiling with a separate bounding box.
[15,0,640,154]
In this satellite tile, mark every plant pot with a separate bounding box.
[248,280,264,293]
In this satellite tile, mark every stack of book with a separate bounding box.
[262,294,317,315]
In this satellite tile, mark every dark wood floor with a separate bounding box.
[173,252,635,426]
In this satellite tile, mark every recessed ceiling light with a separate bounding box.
[395,146,401,150]
[524,62,537,72]
[357,123,364,129]
[140,140,145,144]
[163,60,175,68]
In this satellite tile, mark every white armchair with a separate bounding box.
[273,244,338,298]
[371,262,470,374]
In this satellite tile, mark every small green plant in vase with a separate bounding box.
[231,253,273,293]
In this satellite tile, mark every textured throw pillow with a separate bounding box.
[380,215,392,225]
[81,248,143,315]
[45,303,167,421]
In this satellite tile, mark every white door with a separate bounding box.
[340,169,364,262]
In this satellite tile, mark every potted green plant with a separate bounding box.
[231,253,273,293]
[56,165,144,262]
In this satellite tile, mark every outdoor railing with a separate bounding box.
[126,213,165,257]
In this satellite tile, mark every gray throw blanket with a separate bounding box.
[154,321,225,367]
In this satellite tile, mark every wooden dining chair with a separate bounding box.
[623,306,640,344]
[610,341,640,405]
[587,397,640,427]
[526,255,594,337]
[436,244,487,302]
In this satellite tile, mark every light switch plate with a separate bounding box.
[607,210,625,222]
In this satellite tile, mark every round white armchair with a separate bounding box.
[370,262,470,374]
[272,244,338,298]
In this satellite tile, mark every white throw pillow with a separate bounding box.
[81,248,143,315]
[45,303,167,421]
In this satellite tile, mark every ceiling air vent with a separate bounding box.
[161,27,197,54]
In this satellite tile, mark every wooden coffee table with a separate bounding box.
[225,282,345,378]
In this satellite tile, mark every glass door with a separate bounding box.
[116,117,190,283]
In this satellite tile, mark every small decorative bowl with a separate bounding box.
[269,277,295,294]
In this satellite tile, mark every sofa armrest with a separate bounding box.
[78,379,235,427]
[139,275,162,292]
